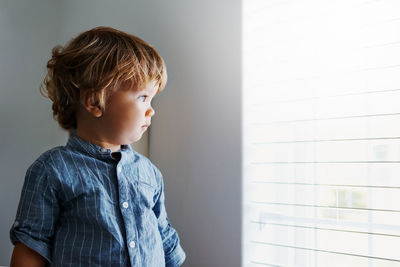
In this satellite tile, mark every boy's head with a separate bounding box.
[41,26,167,146]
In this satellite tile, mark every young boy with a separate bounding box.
[10,26,185,267]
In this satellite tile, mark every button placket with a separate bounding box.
[116,155,137,258]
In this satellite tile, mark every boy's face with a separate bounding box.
[100,80,158,145]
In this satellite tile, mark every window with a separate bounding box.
[242,1,400,266]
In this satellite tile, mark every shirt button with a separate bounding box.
[129,241,136,248]
[117,166,122,173]
[122,202,129,209]
[100,148,108,153]
[13,221,19,227]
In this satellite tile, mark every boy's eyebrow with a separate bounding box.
[147,88,159,97]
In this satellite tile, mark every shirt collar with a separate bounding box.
[66,130,133,158]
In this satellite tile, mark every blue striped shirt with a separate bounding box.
[10,132,186,266]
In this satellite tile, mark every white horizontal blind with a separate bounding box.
[242,1,400,267]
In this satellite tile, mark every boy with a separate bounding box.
[10,26,185,267]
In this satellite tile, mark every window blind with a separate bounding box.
[242,1,400,266]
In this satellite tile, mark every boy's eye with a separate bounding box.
[139,95,148,101]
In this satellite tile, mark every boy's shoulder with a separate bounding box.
[23,145,71,178]
[133,150,159,171]
[130,150,164,185]
[33,145,70,166]
[21,145,71,189]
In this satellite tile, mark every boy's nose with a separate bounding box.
[146,106,155,117]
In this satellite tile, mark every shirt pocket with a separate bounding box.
[136,181,157,210]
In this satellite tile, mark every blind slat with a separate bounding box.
[251,241,400,263]
[249,221,400,238]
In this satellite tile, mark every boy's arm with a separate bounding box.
[152,169,186,267]
[10,242,47,267]
[10,159,60,264]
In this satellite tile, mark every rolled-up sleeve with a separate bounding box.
[152,168,186,267]
[10,159,59,263]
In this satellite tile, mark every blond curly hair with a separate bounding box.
[40,26,167,130]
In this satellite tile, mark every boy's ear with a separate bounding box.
[80,92,103,118]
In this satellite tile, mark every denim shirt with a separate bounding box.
[10,132,185,266]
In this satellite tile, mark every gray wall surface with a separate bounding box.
[0,0,67,263]
[147,2,242,266]
[0,1,242,266]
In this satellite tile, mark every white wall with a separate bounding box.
[1,1,242,266]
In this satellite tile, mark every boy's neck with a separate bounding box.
[75,105,124,152]
[76,127,122,153]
